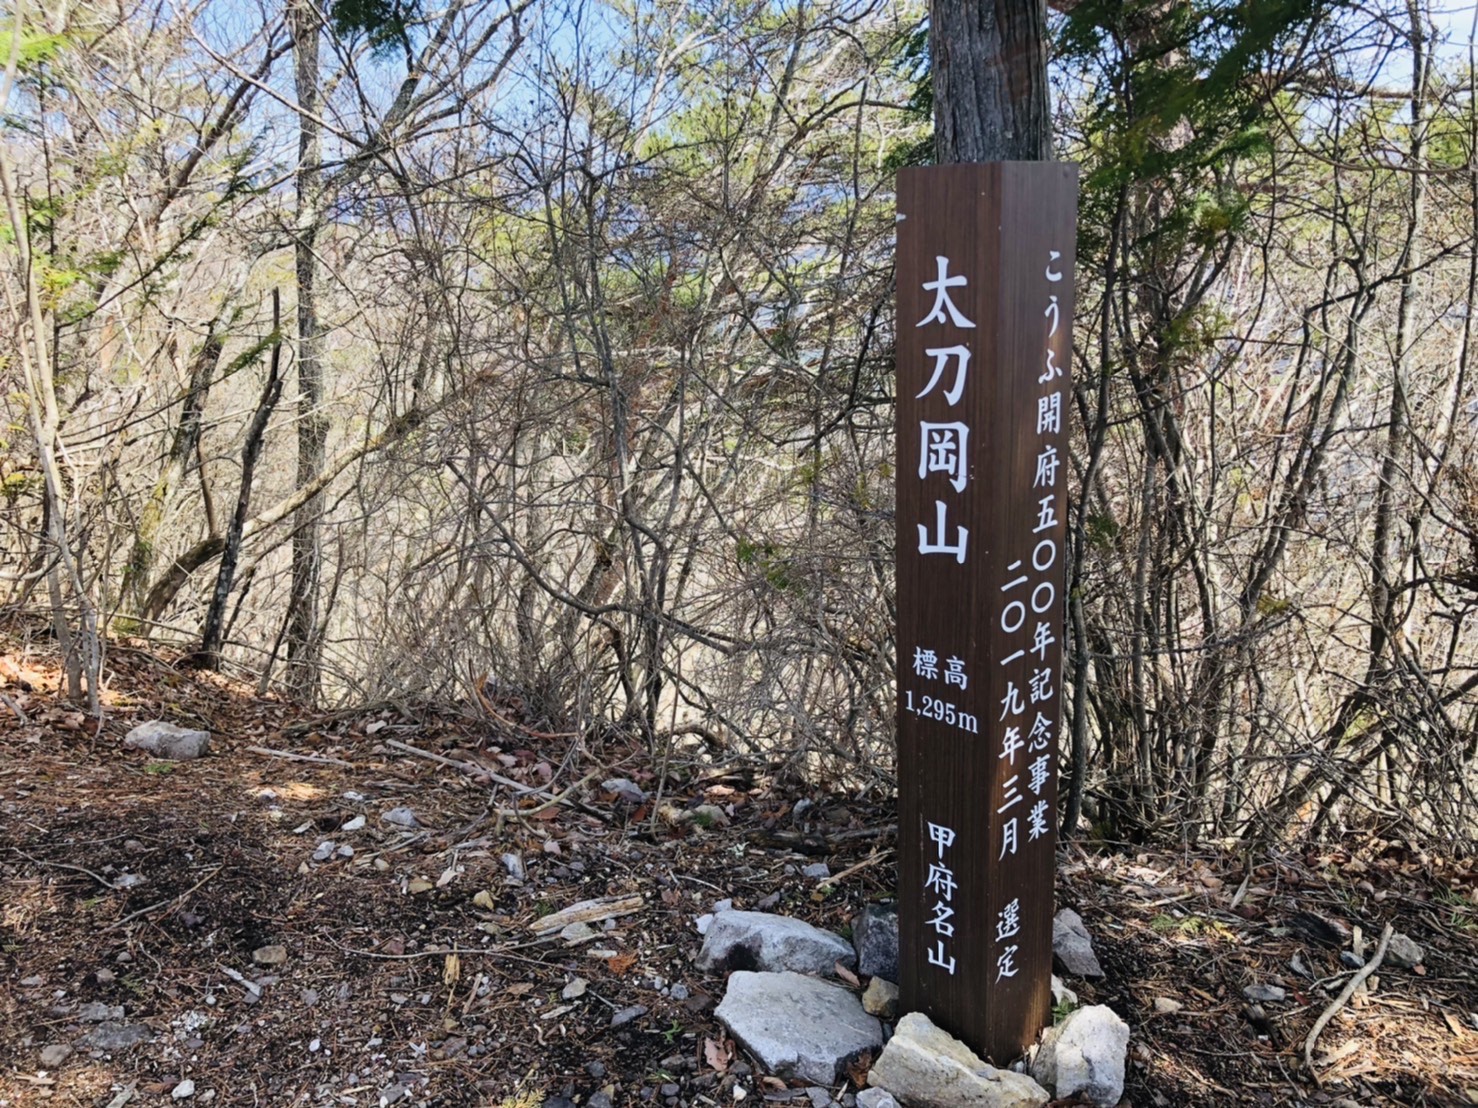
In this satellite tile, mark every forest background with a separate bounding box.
[3,0,1477,852]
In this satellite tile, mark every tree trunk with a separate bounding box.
[288,0,327,701]
[122,325,225,622]
[930,0,1052,163]
[199,293,284,666]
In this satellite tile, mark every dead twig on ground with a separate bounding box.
[0,692,28,722]
[10,846,120,889]
[102,865,223,932]
[824,848,893,886]
[245,744,356,768]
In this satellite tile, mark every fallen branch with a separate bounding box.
[1303,921,1393,1077]
[823,848,893,886]
[500,770,600,821]
[102,865,223,932]
[11,847,119,890]
[384,737,607,821]
[0,691,29,723]
[245,744,355,768]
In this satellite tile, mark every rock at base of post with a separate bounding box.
[1030,1003,1130,1108]
[714,970,884,1086]
[868,1011,1049,1108]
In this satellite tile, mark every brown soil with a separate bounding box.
[3,638,1477,1107]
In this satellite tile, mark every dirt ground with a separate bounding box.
[4,638,1478,1107]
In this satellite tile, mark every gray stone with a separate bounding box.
[1030,1004,1129,1108]
[124,720,210,760]
[1052,908,1104,978]
[698,911,855,976]
[611,1004,647,1027]
[1243,984,1285,1003]
[852,905,899,981]
[1386,932,1424,969]
[79,1001,124,1022]
[806,1086,832,1108]
[715,970,883,1086]
[802,863,831,880]
[252,944,288,966]
[172,1079,196,1099]
[869,1012,1048,1108]
[855,1090,900,1108]
[861,977,899,1020]
[588,1094,613,1108]
[39,1043,73,1067]
[381,806,420,828]
[602,778,648,804]
[79,1022,153,1052]
[378,1084,407,1106]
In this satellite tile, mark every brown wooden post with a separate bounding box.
[895,161,1077,1064]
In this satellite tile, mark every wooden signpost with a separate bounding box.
[895,162,1077,1064]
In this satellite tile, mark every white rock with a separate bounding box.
[697,911,855,976]
[1031,1004,1130,1108]
[868,1012,1049,1108]
[381,806,420,828]
[1052,908,1105,978]
[124,720,210,761]
[715,971,883,1086]
[855,1090,901,1108]
[172,1079,196,1099]
[341,815,366,832]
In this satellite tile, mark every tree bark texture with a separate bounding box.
[930,0,1052,163]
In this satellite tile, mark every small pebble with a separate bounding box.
[802,863,831,880]
[585,1061,606,1079]
[172,1079,195,1099]
[1243,984,1286,1003]
[611,1004,647,1028]
[670,983,689,1001]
